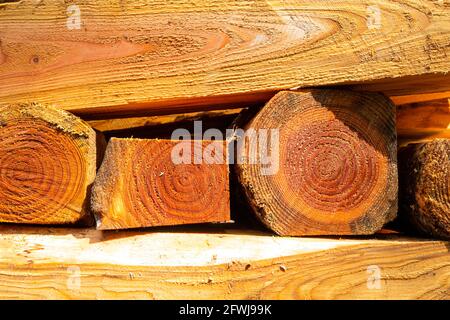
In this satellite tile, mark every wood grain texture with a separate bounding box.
[0,226,448,299]
[91,138,230,230]
[0,103,96,225]
[399,139,450,240]
[396,98,450,146]
[392,91,450,105]
[0,0,449,117]
[235,90,398,236]
[88,109,242,132]
[344,73,450,97]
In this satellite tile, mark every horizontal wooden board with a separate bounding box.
[0,226,448,299]
[0,0,449,117]
[88,109,242,132]
[391,91,450,105]
[397,98,450,146]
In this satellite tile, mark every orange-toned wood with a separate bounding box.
[235,90,398,236]
[396,98,450,146]
[88,109,242,133]
[399,139,450,240]
[91,138,230,230]
[391,91,450,105]
[0,103,96,225]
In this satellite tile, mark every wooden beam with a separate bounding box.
[391,91,450,106]
[91,138,230,230]
[0,103,96,225]
[0,0,449,117]
[397,98,450,129]
[343,73,450,97]
[88,109,242,133]
[396,98,450,146]
[0,226,448,299]
[399,139,450,240]
[235,90,398,236]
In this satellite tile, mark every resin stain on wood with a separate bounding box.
[399,139,450,239]
[0,226,448,299]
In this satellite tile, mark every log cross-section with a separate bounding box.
[0,103,96,225]
[235,90,398,236]
[91,138,230,230]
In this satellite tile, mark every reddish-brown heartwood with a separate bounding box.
[0,103,97,225]
[91,138,230,230]
[235,90,398,236]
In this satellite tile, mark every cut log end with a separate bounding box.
[399,139,450,240]
[0,103,96,225]
[235,90,398,236]
[91,138,230,230]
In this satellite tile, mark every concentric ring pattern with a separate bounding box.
[126,141,228,225]
[0,118,86,223]
[284,111,379,213]
[237,90,397,235]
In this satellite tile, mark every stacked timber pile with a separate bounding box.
[0,0,448,236]
[234,90,398,236]
[0,0,449,299]
[91,139,230,230]
[1,92,449,240]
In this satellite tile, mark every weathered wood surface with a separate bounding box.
[0,0,449,117]
[0,103,96,225]
[0,226,448,299]
[399,139,450,240]
[91,138,230,230]
[235,90,398,236]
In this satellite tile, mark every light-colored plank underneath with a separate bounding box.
[0,226,448,299]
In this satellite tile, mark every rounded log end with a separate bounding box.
[399,138,450,240]
[0,103,96,224]
[236,90,398,236]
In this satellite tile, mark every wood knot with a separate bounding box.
[31,55,40,65]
